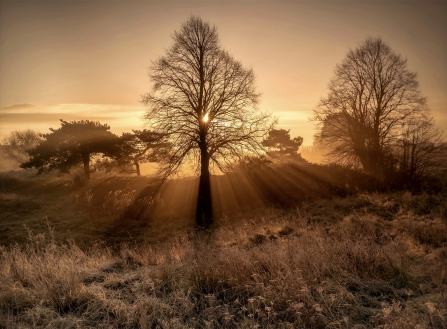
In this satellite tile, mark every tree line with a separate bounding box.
[1,17,446,224]
[2,123,301,181]
[0,122,169,180]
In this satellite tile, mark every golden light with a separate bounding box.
[203,112,209,123]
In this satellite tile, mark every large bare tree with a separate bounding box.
[313,37,427,176]
[143,17,273,225]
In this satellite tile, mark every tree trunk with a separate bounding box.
[410,141,416,181]
[196,45,212,227]
[353,136,374,173]
[402,141,408,172]
[134,160,141,176]
[82,153,90,181]
[196,147,212,227]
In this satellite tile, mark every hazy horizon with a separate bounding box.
[1,1,446,147]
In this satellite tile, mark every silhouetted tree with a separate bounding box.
[313,37,427,176]
[114,130,169,176]
[396,115,446,182]
[1,129,42,165]
[143,16,273,225]
[227,155,272,173]
[262,129,303,157]
[21,120,119,180]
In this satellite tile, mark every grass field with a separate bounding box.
[0,166,446,328]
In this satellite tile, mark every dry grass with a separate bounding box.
[1,190,446,328]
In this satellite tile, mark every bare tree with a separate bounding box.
[397,115,446,181]
[313,37,427,176]
[143,16,273,225]
[1,129,42,166]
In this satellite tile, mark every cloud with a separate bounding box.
[0,103,145,114]
[0,103,321,145]
[0,113,117,124]
[0,103,147,140]
[0,104,35,111]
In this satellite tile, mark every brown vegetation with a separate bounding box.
[0,169,446,328]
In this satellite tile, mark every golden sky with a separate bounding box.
[1,1,446,146]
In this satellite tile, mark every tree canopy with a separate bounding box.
[313,37,427,176]
[112,130,169,176]
[143,16,273,225]
[396,114,446,182]
[262,129,303,157]
[21,120,119,180]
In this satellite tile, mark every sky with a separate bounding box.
[0,0,446,147]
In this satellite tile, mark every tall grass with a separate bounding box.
[1,192,446,328]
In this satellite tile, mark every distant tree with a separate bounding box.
[313,37,427,176]
[143,16,273,225]
[396,115,446,182]
[1,129,42,165]
[113,129,169,176]
[21,120,119,180]
[227,155,272,173]
[316,113,362,167]
[262,129,303,157]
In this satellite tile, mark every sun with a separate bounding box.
[203,112,209,123]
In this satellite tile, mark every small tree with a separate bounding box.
[143,16,273,225]
[21,120,119,180]
[114,130,169,176]
[262,129,303,157]
[1,129,42,166]
[397,115,446,182]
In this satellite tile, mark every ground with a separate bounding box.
[0,167,446,328]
